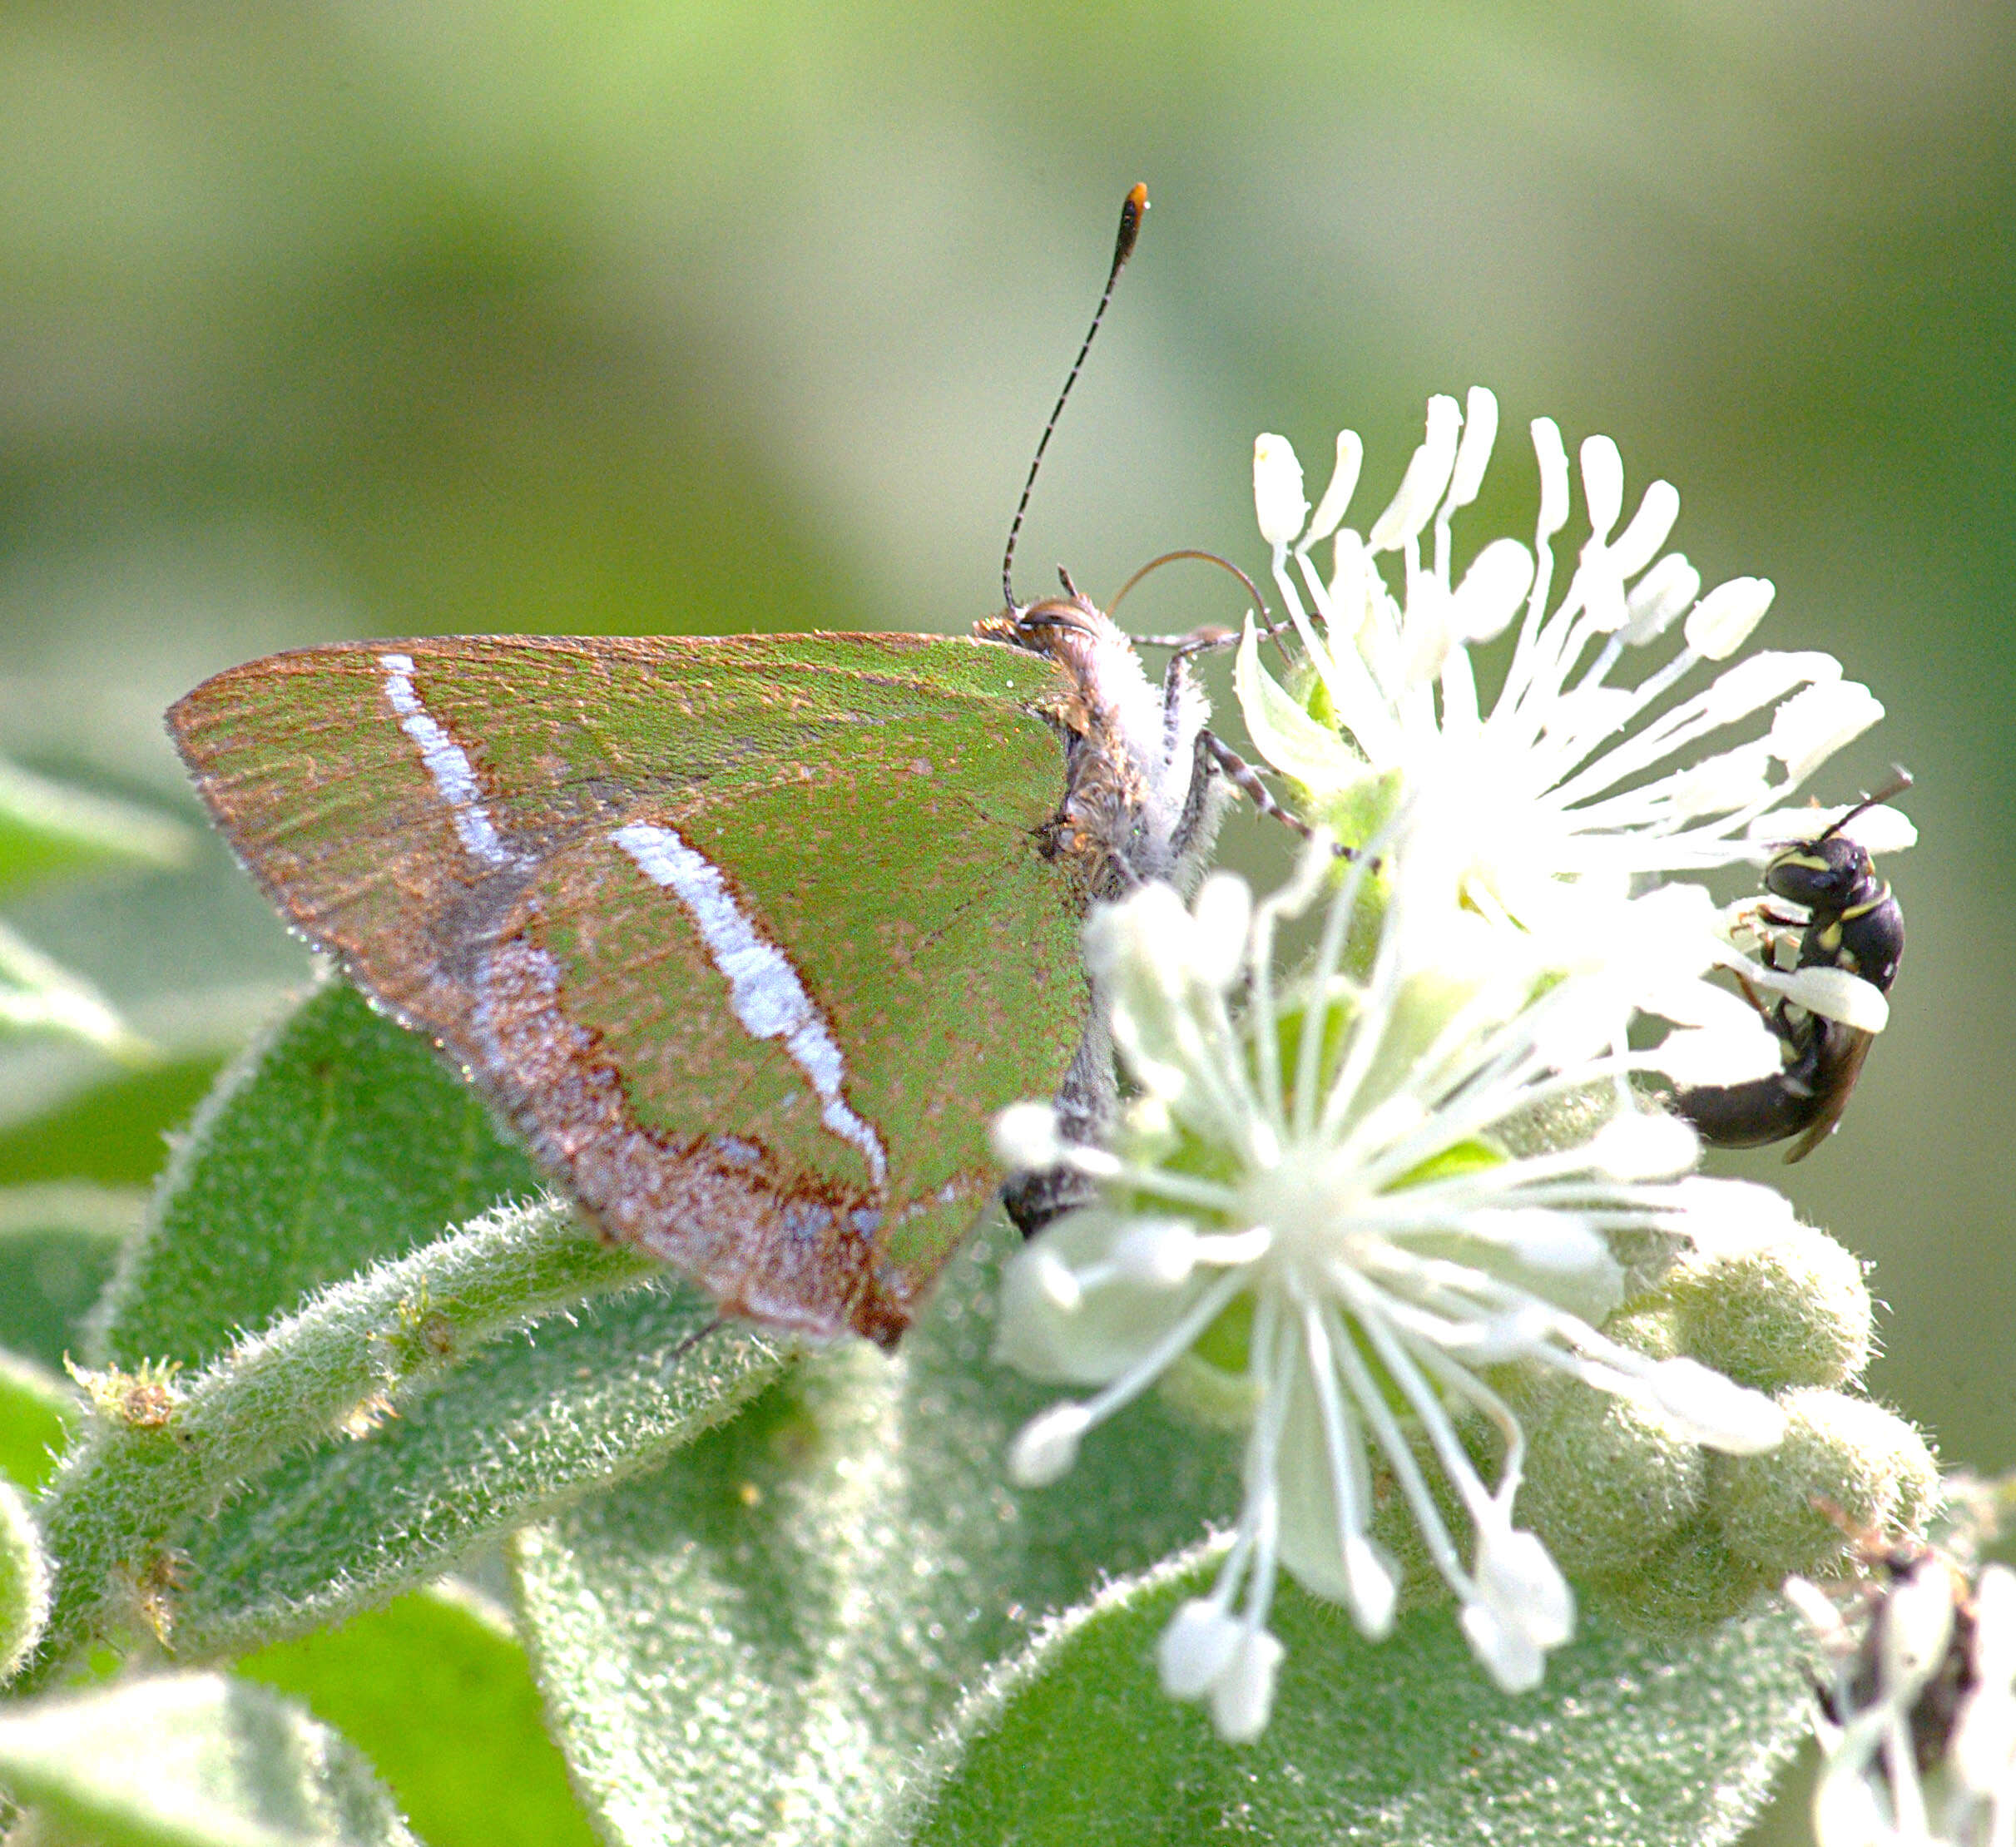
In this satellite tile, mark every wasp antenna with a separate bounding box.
[1001,183,1150,612]
[1817,765,1914,844]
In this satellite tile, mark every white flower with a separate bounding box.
[1233,392,1912,1034]
[994,847,1790,1738]
[1795,1549,2016,1847]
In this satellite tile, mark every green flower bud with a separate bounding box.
[1604,1305,1682,1364]
[1664,1229,1872,1392]
[1518,1382,1710,1579]
[1713,1387,1939,1578]
[1583,1519,1773,1641]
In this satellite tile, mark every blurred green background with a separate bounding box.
[0,0,2009,1674]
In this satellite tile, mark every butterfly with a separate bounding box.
[169,592,1226,1347]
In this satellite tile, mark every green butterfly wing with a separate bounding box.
[169,633,1088,1345]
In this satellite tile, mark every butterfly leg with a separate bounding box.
[1197,731,1312,841]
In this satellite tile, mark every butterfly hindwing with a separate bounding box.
[169,632,1088,1344]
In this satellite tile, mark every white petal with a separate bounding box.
[1661,1175,1801,1248]
[1462,1304,1563,1364]
[1446,386,1500,511]
[1579,434,1624,542]
[1812,1759,1895,1847]
[1532,418,1571,539]
[1191,873,1254,992]
[1111,1219,1201,1286]
[1951,1686,2016,1796]
[1329,527,1372,620]
[1254,433,1309,547]
[1007,1402,1091,1485]
[1747,802,1917,855]
[1953,1567,2016,1790]
[1523,980,1627,1067]
[1234,621,1366,794]
[1609,478,1681,580]
[992,1102,1064,1170]
[995,1208,1206,1385]
[1700,650,1840,726]
[1399,580,1455,686]
[1158,1598,1243,1698]
[1277,1382,1398,1637]
[1620,552,1701,646]
[1085,880,1194,981]
[1784,1574,1849,1645]
[1638,969,1773,1032]
[1024,1247,1082,1313]
[1210,1627,1285,1742]
[1647,1019,1785,1087]
[1973,1563,2016,1687]
[1305,428,1365,546]
[1882,1557,1958,1686]
[1477,1526,1576,1649]
[1462,1597,1548,1692]
[1585,1111,1700,1179]
[1645,1356,1787,1453]
[1667,742,1776,820]
[1577,552,1630,632]
[1685,576,1776,660]
[1463,1208,1615,1279]
[1449,537,1535,642]
[1770,680,1885,784]
[1774,964,1890,1032]
[1369,395,1461,552]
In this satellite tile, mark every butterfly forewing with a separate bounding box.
[169,633,1087,1345]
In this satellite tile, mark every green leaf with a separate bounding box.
[512,1218,1809,1847]
[0,1351,77,1490]
[512,1216,1242,1847]
[168,1267,783,1661]
[0,760,188,902]
[22,974,786,1682]
[0,1673,419,1846]
[97,979,543,1369]
[0,1183,140,1371]
[237,1586,597,1847]
[904,1558,1809,1847]
[22,1199,667,1686]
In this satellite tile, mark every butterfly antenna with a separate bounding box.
[1816,765,1914,844]
[1001,182,1150,612]
[1107,550,1274,626]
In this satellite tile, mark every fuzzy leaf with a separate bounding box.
[0,1673,418,1846]
[512,1216,1242,1847]
[0,1183,139,1371]
[169,1267,783,1661]
[238,1586,597,1847]
[905,1557,1809,1847]
[24,976,786,1682]
[97,979,543,1369]
[21,1199,669,1686]
[513,1218,1808,1847]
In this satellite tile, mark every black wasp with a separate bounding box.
[1674,772,1909,1162]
